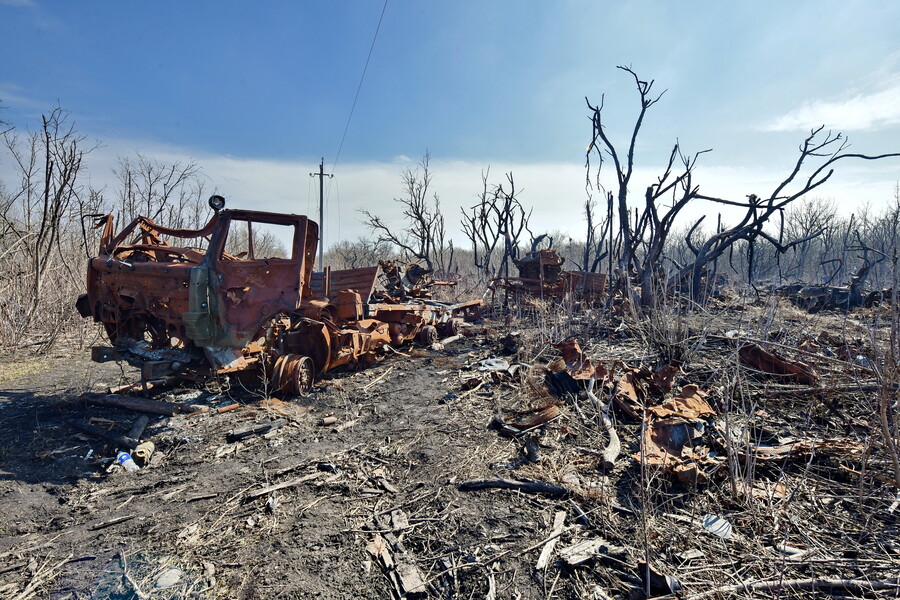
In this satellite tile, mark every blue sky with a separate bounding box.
[2,0,900,245]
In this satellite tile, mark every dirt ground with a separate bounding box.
[0,303,898,599]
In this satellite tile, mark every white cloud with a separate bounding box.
[3,133,897,254]
[763,76,900,132]
[0,82,47,113]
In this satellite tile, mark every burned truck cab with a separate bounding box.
[77,202,317,379]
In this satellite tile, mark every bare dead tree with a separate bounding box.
[586,66,663,280]
[586,66,711,306]
[325,237,391,269]
[461,169,502,278]
[112,152,201,229]
[0,107,94,328]
[781,197,837,280]
[461,169,532,279]
[587,66,900,306]
[680,126,900,299]
[581,191,613,273]
[361,151,454,274]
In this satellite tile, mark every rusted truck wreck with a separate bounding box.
[76,197,480,395]
[490,248,607,302]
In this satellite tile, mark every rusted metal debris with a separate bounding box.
[775,284,862,312]
[547,339,859,483]
[490,248,607,302]
[636,385,720,483]
[374,259,458,300]
[738,343,820,386]
[76,198,482,396]
[492,404,562,437]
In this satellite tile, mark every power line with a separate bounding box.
[319,0,386,252]
[329,0,388,177]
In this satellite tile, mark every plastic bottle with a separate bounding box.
[117,451,140,472]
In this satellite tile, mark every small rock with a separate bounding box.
[202,561,216,578]
[155,568,183,589]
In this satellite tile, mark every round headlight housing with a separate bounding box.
[208,195,226,212]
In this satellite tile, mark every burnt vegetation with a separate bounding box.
[0,66,899,600]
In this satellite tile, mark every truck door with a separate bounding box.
[211,213,310,347]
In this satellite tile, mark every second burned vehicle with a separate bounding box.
[76,196,480,396]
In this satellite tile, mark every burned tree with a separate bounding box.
[361,152,454,275]
[326,237,391,270]
[461,169,532,279]
[586,66,900,306]
[681,127,900,299]
[586,67,710,307]
[581,191,613,275]
[112,153,203,230]
[0,107,94,332]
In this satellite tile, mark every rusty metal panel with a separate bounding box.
[310,266,379,302]
[573,271,608,296]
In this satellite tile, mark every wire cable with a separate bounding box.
[307,168,312,216]
[334,176,341,242]
[330,0,387,177]
[321,0,387,248]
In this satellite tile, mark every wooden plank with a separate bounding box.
[395,561,427,597]
[535,511,567,569]
[558,538,625,566]
[310,266,379,302]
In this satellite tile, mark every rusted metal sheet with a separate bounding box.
[77,197,482,397]
[572,271,608,297]
[738,343,820,386]
[310,266,379,302]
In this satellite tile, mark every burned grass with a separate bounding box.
[0,305,898,599]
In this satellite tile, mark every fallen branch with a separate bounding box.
[587,376,620,469]
[535,511,567,570]
[108,376,179,395]
[423,526,572,587]
[363,366,394,392]
[245,472,323,500]
[687,576,900,599]
[83,393,201,416]
[457,479,570,498]
[12,553,73,600]
[119,551,150,600]
[89,514,136,531]
[127,415,149,441]
[72,421,138,450]
[226,418,287,443]
[767,382,888,397]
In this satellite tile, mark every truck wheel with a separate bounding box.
[438,318,462,337]
[270,354,315,396]
[415,325,438,347]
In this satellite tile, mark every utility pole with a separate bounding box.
[309,157,333,271]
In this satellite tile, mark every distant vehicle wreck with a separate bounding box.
[490,248,607,302]
[77,196,481,395]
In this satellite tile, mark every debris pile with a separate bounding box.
[1,242,898,599]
